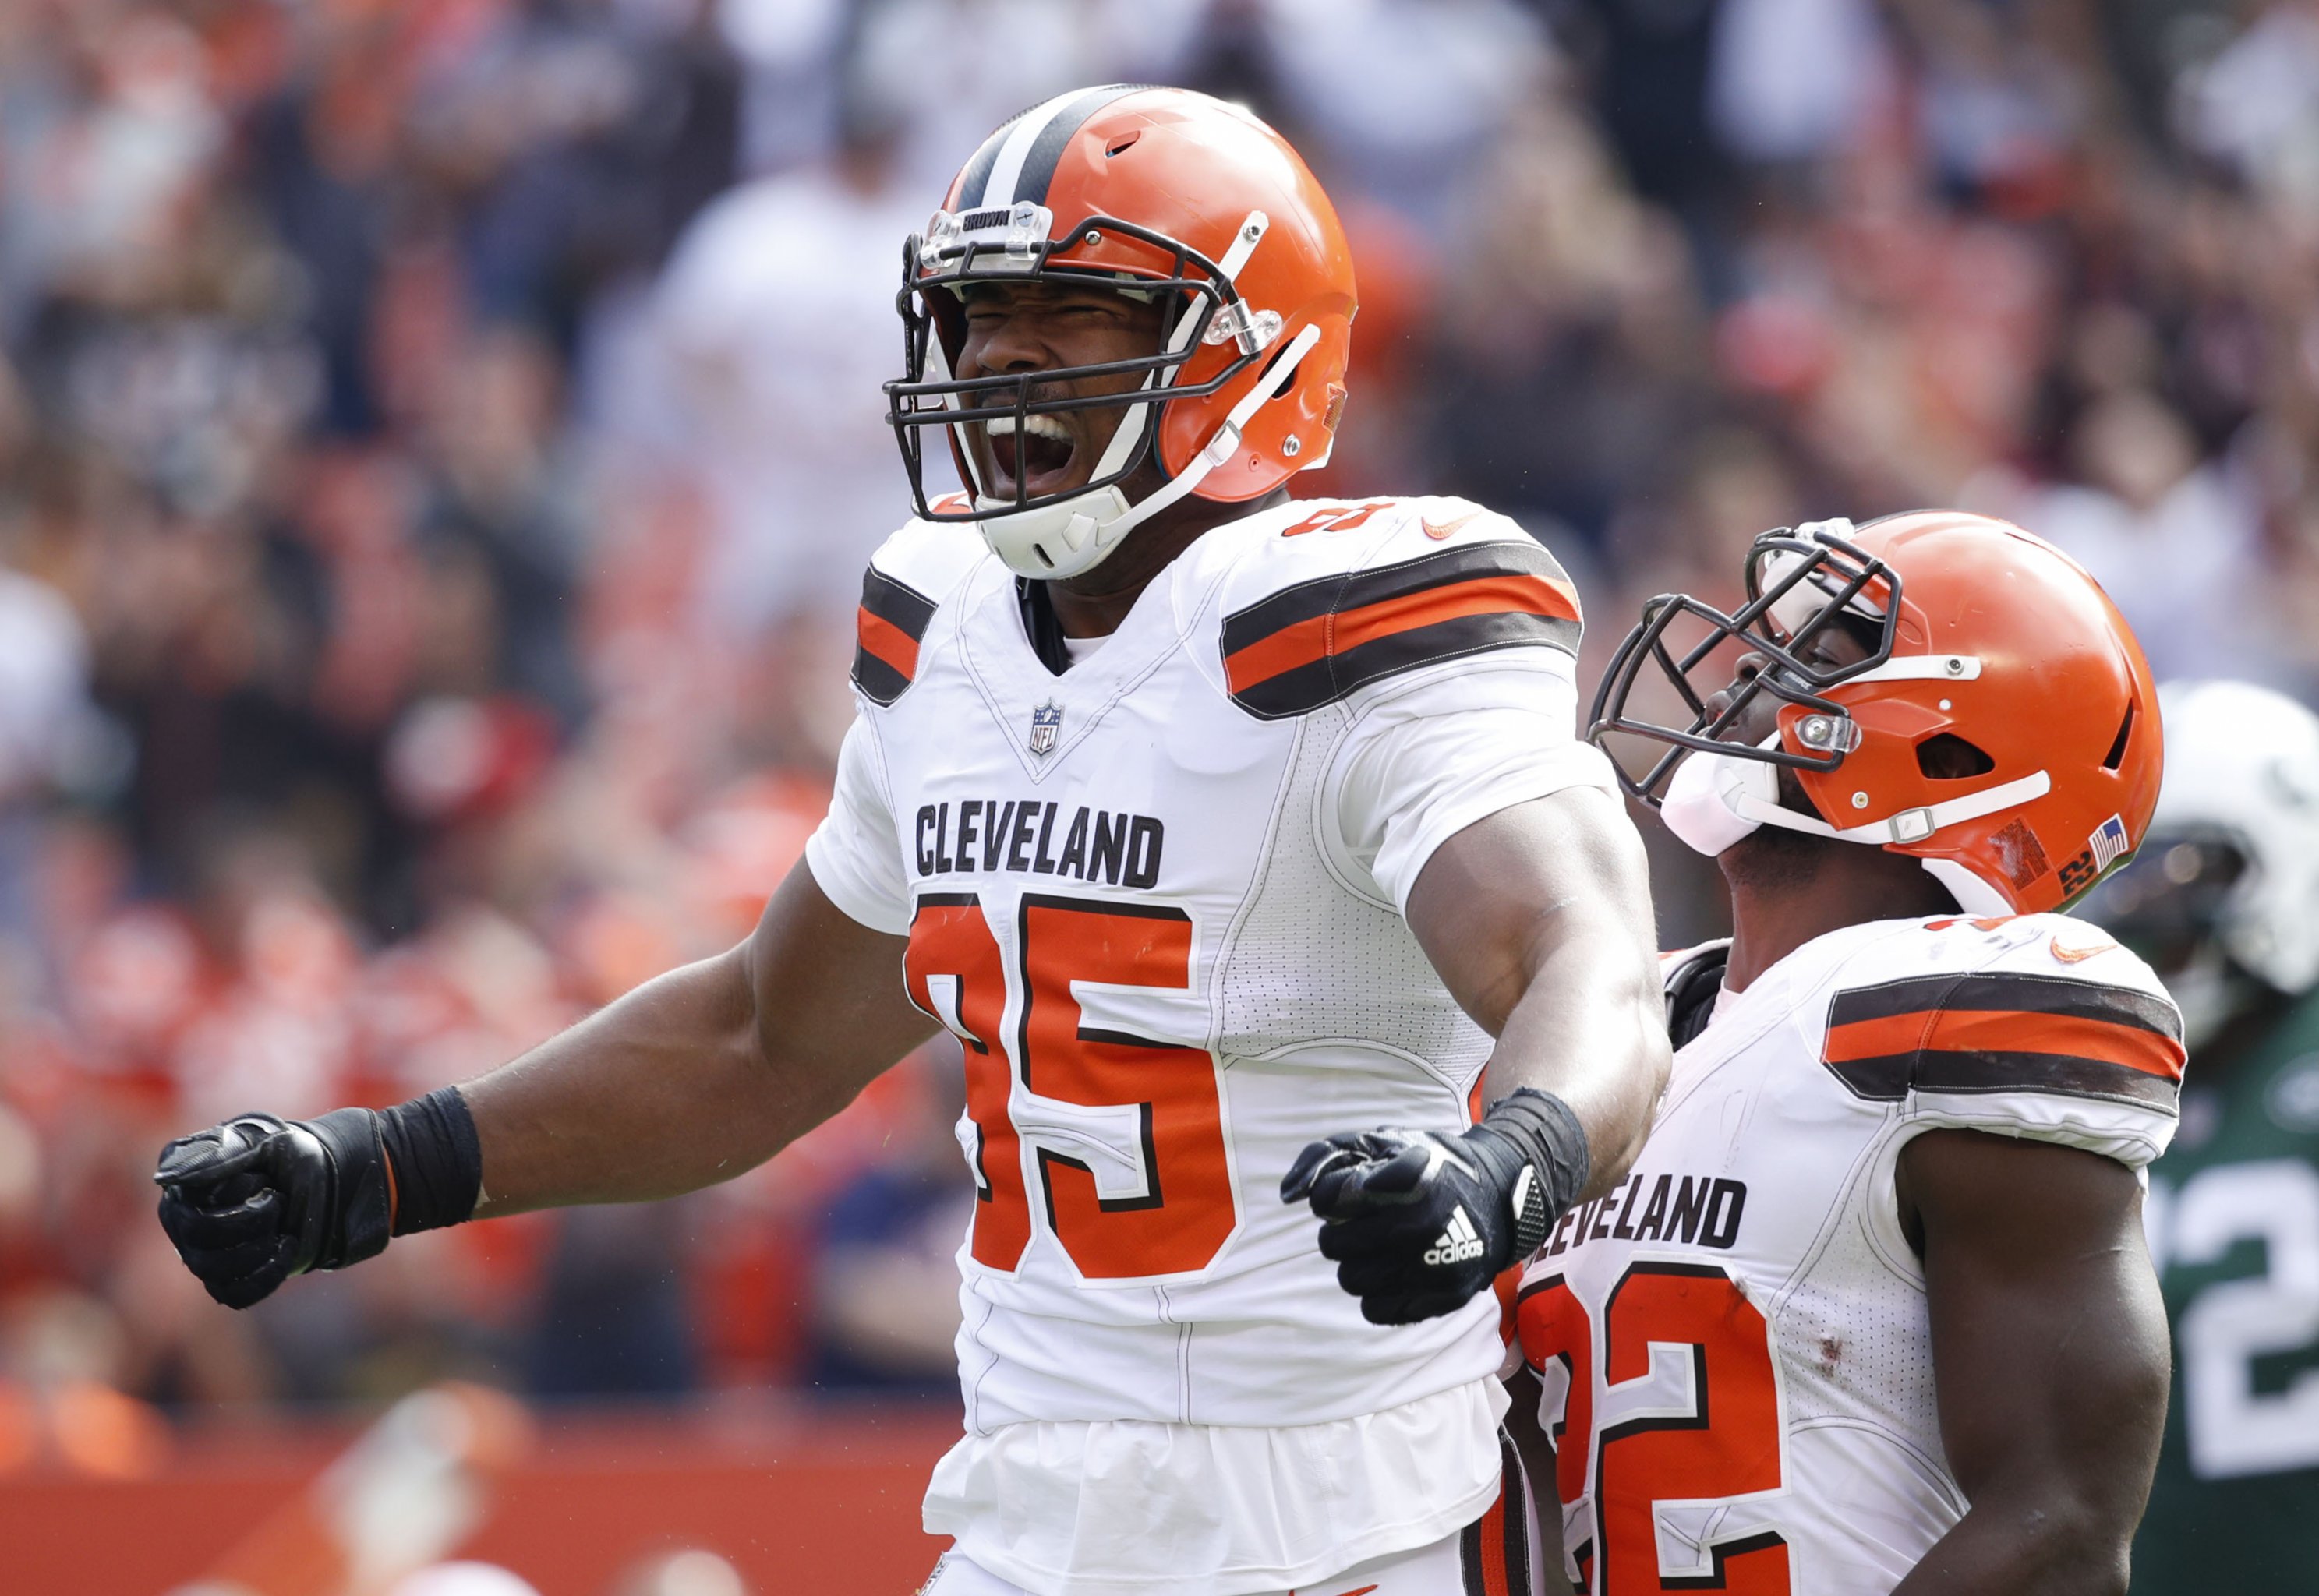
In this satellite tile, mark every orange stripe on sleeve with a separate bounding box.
[1821,1010,1935,1065]
[1925,1008,2186,1081]
[857,606,921,681]
[1223,572,1579,692]
[1825,1006,2185,1082]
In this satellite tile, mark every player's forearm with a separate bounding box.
[1482,917,1668,1201]
[461,945,843,1215]
[1411,789,1672,1203]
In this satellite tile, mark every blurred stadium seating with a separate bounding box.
[2,0,2317,1588]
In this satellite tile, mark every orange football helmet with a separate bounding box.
[1592,512,2163,915]
[884,84,1358,579]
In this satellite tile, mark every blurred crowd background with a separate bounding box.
[2,0,2317,1457]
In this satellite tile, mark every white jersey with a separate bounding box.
[806,493,1614,1595]
[1516,913,2184,1595]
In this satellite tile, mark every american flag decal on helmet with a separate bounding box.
[2089,814,2130,872]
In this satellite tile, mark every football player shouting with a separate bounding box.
[1515,514,2180,1594]
[2076,681,2319,1596]
[154,88,1670,1596]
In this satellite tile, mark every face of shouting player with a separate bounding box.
[953,278,1169,503]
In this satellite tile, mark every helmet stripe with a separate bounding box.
[974,84,1144,209]
[1005,83,1144,206]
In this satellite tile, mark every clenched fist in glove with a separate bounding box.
[1281,1087,1589,1325]
[155,1088,482,1309]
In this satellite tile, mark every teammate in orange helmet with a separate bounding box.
[1510,514,2177,1594]
[157,87,1670,1596]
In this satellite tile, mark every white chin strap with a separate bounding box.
[965,211,1317,581]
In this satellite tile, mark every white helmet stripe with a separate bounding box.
[979,90,1092,209]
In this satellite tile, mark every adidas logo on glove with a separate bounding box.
[1424,1205,1486,1266]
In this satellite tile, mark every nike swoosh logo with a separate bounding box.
[2049,932,2114,963]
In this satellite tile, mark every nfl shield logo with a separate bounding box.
[1028,701,1062,757]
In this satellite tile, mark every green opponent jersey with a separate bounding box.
[2131,990,2319,1594]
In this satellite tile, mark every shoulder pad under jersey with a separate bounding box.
[1817,914,2185,1162]
[1215,496,1584,720]
[850,507,988,707]
[1661,939,1733,1050]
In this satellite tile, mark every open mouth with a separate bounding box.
[975,411,1080,500]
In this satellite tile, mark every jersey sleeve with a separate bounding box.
[803,713,913,936]
[850,514,984,706]
[1218,496,1585,720]
[1326,651,1619,914]
[1821,920,2185,1170]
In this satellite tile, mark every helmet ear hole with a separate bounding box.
[2103,700,2137,772]
[1917,733,1996,780]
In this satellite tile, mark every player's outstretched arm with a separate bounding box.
[1409,785,1670,1193]
[156,861,937,1306]
[462,861,934,1213]
[1282,785,1670,1323]
[1892,1128,2170,1596]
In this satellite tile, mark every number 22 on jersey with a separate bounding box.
[1521,1263,1792,1594]
[904,892,1236,1280]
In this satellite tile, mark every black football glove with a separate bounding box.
[154,1110,392,1309]
[1281,1088,1589,1326]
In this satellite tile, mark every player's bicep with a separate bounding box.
[748,708,933,1096]
[1904,1128,2169,1533]
[750,856,939,1101]
[1406,784,1659,1038]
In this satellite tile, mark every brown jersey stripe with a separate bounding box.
[1826,1047,2181,1110]
[852,644,910,705]
[852,568,939,705]
[1228,609,1580,719]
[1826,1006,2185,1083]
[1827,971,2182,1042]
[1221,537,1578,656]
[859,567,939,641]
[1223,542,1581,718]
[1224,572,1577,693]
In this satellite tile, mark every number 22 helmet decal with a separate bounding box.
[1590,511,2164,916]
[883,86,1358,581]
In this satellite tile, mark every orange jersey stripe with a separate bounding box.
[856,605,921,681]
[1475,1484,1514,1596]
[1223,572,1579,692]
[1825,1006,2185,1082]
